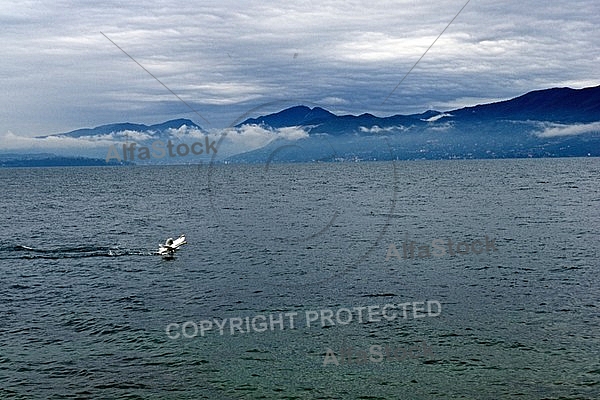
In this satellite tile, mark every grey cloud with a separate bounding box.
[535,122,600,138]
[1,0,598,138]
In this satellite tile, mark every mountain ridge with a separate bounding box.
[225,85,600,163]
[33,85,600,139]
[449,86,600,122]
[38,118,201,139]
[239,85,600,130]
[3,85,599,166]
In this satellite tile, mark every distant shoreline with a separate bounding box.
[1,154,598,168]
[0,156,133,168]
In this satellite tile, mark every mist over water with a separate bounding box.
[0,158,598,399]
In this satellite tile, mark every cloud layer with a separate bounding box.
[0,123,309,160]
[1,0,598,137]
[536,122,600,138]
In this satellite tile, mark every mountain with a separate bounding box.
[226,85,600,163]
[238,86,600,130]
[238,106,432,136]
[10,118,209,165]
[39,119,202,139]
[4,85,599,166]
[450,86,600,122]
[238,106,337,128]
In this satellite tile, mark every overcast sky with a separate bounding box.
[1,0,598,136]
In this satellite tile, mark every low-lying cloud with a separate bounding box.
[535,122,600,138]
[0,123,309,160]
[359,125,407,134]
[212,124,309,157]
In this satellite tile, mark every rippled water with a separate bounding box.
[0,158,598,399]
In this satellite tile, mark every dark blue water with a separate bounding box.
[0,159,598,399]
